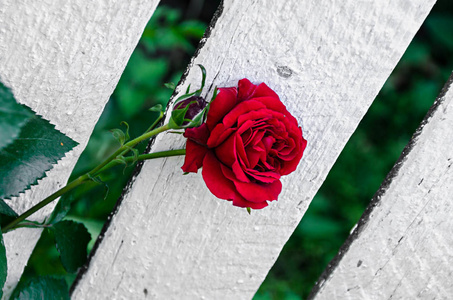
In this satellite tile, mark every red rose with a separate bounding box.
[181,79,307,209]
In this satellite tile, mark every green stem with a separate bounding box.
[89,124,170,177]
[2,123,172,233]
[2,174,88,233]
[145,111,164,133]
[8,221,52,230]
[99,149,186,173]
[136,149,186,161]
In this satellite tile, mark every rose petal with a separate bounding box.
[262,136,275,152]
[202,151,241,201]
[207,124,236,148]
[237,78,278,99]
[245,147,261,168]
[254,95,288,112]
[214,133,237,167]
[220,160,249,184]
[206,87,238,130]
[181,139,209,173]
[246,169,280,183]
[254,96,300,127]
[276,136,295,156]
[234,179,282,203]
[202,152,267,208]
[222,100,267,128]
[236,106,283,129]
[233,197,268,209]
[248,130,266,148]
[235,134,251,169]
[211,180,268,208]
[237,78,257,101]
[250,82,280,100]
[231,160,250,182]
[280,134,307,175]
[183,123,210,145]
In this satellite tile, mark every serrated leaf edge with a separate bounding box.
[1,113,79,200]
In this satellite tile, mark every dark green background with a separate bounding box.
[23,1,453,298]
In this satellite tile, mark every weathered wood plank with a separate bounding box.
[0,0,160,296]
[310,74,453,299]
[72,0,436,298]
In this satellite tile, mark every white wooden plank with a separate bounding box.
[0,0,160,296]
[310,74,453,299]
[71,0,436,299]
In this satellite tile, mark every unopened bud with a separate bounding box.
[175,95,208,126]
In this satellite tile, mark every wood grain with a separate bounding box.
[72,0,436,298]
[310,74,453,299]
[0,0,160,296]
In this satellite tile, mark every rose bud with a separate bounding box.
[175,95,208,126]
[169,95,208,129]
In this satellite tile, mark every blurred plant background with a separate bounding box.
[20,0,452,298]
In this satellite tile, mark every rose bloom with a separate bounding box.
[181,79,307,209]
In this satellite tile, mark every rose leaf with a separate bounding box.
[0,82,33,151]
[0,108,78,200]
[0,231,7,298]
[0,199,18,228]
[51,220,91,273]
[10,276,69,300]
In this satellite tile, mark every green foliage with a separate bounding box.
[0,82,78,201]
[0,199,18,228]
[47,195,72,226]
[149,104,164,112]
[110,122,130,146]
[23,224,85,282]
[51,221,91,274]
[425,15,453,50]
[0,231,7,298]
[0,83,33,150]
[113,6,207,121]
[10,276,69,300]
[0,113,78,200]
[164,82,176,90]
[169,102,191,128]
[141,7,204,52]
[115,52,168,118]
[169,65,209,128]
[195,64,207,94]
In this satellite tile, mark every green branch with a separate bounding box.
[2,124,185,233]
[2,175,87,232]
[99,149,186,173]
[88,124,170,177]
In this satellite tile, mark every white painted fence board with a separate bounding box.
[0,0,160,297]
[72,0,436,299]
[310,74,453,299]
